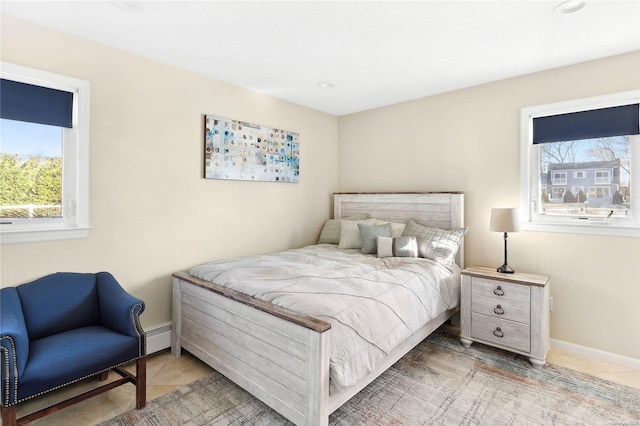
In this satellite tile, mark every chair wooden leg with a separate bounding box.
[100,371,109,381]
[1,404,17,426]
[136,356,147,409]
[7,359,147,425]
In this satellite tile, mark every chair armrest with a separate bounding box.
[96,272,145,342]
[1,287,29,406]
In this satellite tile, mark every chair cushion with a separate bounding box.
[16,273,102,341]
[18,325,141,400]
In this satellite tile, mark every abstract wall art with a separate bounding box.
[204,114,300,182]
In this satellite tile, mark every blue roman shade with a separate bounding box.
[1,78,74,128]
[533,103,640,144]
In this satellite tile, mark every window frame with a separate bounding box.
[552,171,567,185]
[1,62,90,244]
[520,90,640,238]
[594,170,611,184]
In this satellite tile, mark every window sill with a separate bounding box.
[1,227,91,245]
[522,222,640,238]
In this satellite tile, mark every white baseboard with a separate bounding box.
[145,322,172,354]
[551,338,640,370]
[145,321,640,370]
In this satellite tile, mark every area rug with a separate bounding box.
[101,330,639,425]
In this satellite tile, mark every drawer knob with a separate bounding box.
[493,327,504,338]
[494,305,505,315]
[493,286,505,296]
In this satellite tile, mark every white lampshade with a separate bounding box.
[490,208,522,233]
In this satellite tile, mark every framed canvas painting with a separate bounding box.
[204,115,300,182]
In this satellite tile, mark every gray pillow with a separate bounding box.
[374,220,407,237]
[377,236,418,258]
[358,223,392,254]
[338,219,376,249]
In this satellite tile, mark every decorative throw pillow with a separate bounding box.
[358,223,392,254]
[403,219,467,271]
[317,215,369,244]
[377,236,419,258]
[374,220,407,238]
[338,219,376,249]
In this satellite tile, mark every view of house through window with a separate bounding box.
[521,91,639,237]
[0,118,64,221]
[537,135,632,219]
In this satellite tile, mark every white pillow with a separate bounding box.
[338,219,376,249]
[403,219,467,271]
[317,215,369,244]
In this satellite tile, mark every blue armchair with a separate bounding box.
[1,272,146,425]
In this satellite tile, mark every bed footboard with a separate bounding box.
[172,272,332,426]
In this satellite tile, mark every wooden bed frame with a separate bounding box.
[172,192,464,426]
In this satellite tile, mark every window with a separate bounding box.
[589,187,611,199]
[1,62,90,244]
[594,170,611,184]
[521,90,640,237]
[552,172,567,185]
[551,187,564,197]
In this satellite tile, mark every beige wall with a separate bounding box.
[0,15,339,327]
[2,14,639,361]
[338,51,640,359]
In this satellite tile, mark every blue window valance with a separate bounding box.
[1,78,74,128]
[533,103,639,144]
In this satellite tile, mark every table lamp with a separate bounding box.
[490,208,521,274]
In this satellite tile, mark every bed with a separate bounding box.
[171,192,465,426]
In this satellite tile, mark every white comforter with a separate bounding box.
[189,244,460,389]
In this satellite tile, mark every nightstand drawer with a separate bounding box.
[471,313,530,353]
[471,293,530,324]
[472,277,530,303]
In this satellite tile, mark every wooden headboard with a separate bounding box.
[333,192,465,268]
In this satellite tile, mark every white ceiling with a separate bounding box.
[2,1,639,116]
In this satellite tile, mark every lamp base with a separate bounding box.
[497,264,515,274]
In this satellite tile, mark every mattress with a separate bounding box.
[189,244,460,389]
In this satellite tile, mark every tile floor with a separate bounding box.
[5,331,639,426]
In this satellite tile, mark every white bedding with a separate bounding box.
[189,244,460,389]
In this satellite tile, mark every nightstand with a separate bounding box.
[459,266,551,368]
